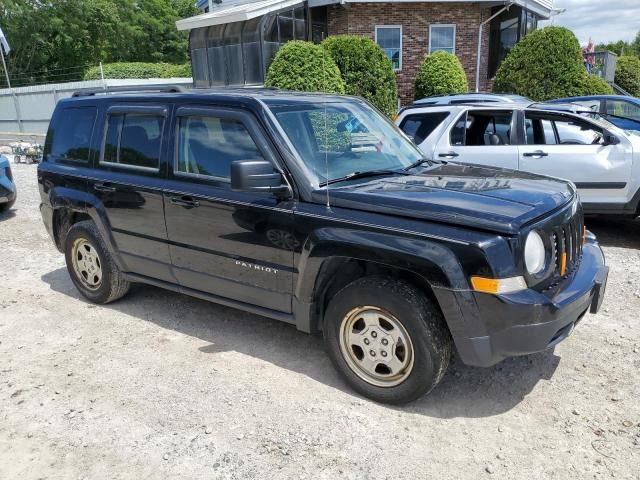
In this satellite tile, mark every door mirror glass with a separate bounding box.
[230,159,288,194]
[602,130,620,146]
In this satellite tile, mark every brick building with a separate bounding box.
[178,0,555,105]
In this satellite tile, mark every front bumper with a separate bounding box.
[435,237,608,367]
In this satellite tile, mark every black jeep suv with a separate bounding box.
[38,87,608,404]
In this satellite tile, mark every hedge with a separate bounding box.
[493,27,588,101]
[265,41,346,94]
[615,56,640,97]
[322,35,397,116]
[84,62,192,80]
[580,74,614,95]
[414,51,468,100]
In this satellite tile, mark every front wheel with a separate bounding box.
[324,276,452,404]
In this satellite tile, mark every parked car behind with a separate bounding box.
[396,102,640,217]
[0,154,17,212]
[414,93,531,106]
[547,95,640,132]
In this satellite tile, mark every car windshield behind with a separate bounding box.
[267,100,424,185]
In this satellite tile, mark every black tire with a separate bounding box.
[0,199,15,213]
[64,220,130,304]
[324,276,452,404]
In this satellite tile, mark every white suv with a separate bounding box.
[396,103,640,216]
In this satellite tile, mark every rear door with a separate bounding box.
[433,109,520,169]
[519,111,632,206]
[163,106,295,313]
[91,104,174,282]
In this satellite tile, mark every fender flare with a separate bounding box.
[49,187,126,270]
[293,227,472,334]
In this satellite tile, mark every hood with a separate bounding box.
[316,163,575,235]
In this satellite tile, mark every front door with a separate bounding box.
[91,104,174,282]
[519,111,632,206]
[434,109,519,169]
[163,107,295,313]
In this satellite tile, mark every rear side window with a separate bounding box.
[450,110,513,146]
[176,115,264,180]
[46,107,97,162]
[102,114,164,169]
[399,112,450,144]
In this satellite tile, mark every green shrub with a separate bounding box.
[265,41,346,94]
[322,35,397,116]
[493,27,587,101]
[615,56,640,96]
[580,74,614,95]
[414,51,468,100]
[84,62,191,80]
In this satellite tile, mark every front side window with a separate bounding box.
[46,107,97,162]
[606,100,640,122]
[451,111,513,146]
[267,100,424,185]
[375,26,402,70]
[553,117,604,145]
[176,115,263,180]
[429,25,456,55]
[399,112,450,144]
[102,114,163,169]
[525,115,557,145]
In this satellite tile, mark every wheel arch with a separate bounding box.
[293,228,467,335]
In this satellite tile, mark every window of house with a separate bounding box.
[46,107,97,163]
[102,114,164,169]
[375,26,402,70]
[429,25,456,55]
[176,115,264,180]
[451,111,513,146]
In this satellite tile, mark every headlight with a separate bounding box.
[524,230,546,275]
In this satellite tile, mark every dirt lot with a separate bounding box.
[1,163,639,480]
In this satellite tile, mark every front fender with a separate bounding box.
[295,227,469,302]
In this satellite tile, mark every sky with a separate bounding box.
[539,0,639,45]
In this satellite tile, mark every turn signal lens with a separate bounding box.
[582,226,587,246]
[470,276,527,295]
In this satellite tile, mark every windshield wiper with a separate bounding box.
[319,169,409,187]
[404,157,443,171]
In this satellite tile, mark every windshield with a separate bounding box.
[267,100,424,185]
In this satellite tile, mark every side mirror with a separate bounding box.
[230,159,289,194]
[602,130,620,146]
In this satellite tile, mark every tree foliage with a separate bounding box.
[84,62,191,80]
[615,56,640,96]
[322,35,397,116]
[414,51,468,100]
[580,74,614,95]
[494,27,597,101]
[597,31,640,57]
[0,0,198,87]
[265,41,346,94]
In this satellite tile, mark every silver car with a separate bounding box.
[414,93,531,106]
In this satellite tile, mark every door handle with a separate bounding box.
[438,151,459,158]
[170,195,200,208]
[522,150,549,158]
[93,183,116,193]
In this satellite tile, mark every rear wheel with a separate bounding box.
[0,199,15,213]
[64,220,130,304]
[324,276,451,404]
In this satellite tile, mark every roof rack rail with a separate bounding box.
[72,84,189,97]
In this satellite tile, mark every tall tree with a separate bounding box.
[0,0,198,87]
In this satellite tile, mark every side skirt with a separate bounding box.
[123,272,296,326]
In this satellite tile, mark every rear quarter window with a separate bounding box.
[44,107,98,163]
[399,112,450,144]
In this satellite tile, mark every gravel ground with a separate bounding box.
[1,163,639,480]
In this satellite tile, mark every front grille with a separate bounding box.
[550,211,584,278]
[529,200,584,291]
